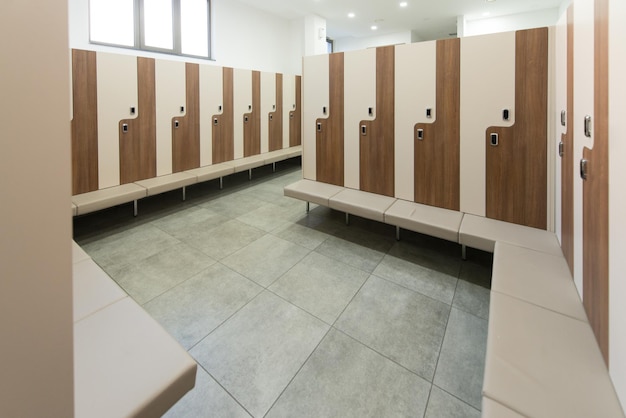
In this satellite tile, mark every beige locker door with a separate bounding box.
[302,55,329,181]
[394,41,436,201]
[199,64,223,167]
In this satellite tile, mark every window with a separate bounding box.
[89,0,211,58]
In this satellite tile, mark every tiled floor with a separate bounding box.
[74,159,492,418]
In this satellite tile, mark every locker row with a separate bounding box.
[71,49,302,196]
[302,27,548,230]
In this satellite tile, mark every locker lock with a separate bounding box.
[317,122,322,132]
[180,106,185,113]
[218,105,222,111]
[561,110,566,127]
[273,104,276,110]
[174,120,180,128]
[502,109,510,121]
[130,106,136,115]
[559,142,564,157]
[580,158,589,180]
[426,108,432,119]
[368,107,373,117]
[322,106,327,115]
[248,105,252,111]
[122,123,129,133]
[213,117,219,126]
[269,114,273,121]
[584,115,592,138]
[490,133,499,146]
[244,115,249,123]
[416,128,424,141]
[361,125,367,136]
[290,112,294,119]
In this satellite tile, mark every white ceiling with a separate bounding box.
[235,0,563,41]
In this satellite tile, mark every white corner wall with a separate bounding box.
[0,1,74,417]
[465,8,560,37]
[68,0,303,75]
[334,31,412,53]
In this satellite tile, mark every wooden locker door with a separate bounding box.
[269,73,283,152]
[289,75,302,147]
[119,57,156,184]
[316,53,344,186]
[582,0,609,364]
[212,67,234,164]
[172,63,200,172]
[199,64,223,167]
[486,28,548,229]
[243,70,261,157]
[360,46,395,197]
[414,38,460,210]
[71,49,98,195]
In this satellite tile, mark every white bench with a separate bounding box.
[135,171,197,201]
[186,161,235,189]
[72,242,196,418]
[384,199,464,243]
[72,183,147,217]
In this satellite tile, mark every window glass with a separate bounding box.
[143,0,174,50]
[90,0,135,46]
[181,0,209,56]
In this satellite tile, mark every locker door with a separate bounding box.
[316,53,344,186]
[360,46,394,197]
[71,49,98,195]
[289,76,302,147]
[155,59,186,176]
[302,55,329,180]
[199,64,223,167]
[172,63,200,172]
[119,57,156,184]
[414,38,460,210]
[234,69,254,160]
[485,28,548,229]
[212,67,234,164]
[268,73,283,152]
[242,70,260,157]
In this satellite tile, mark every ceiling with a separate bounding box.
[235,0,563,41]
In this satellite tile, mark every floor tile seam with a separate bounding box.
[185,283,266,352]
[267,225,330,252]
[195,362,256,418]
[430,284,461,391]
[329,326,435,384]
[449,299,490,323]
[369,272,456,308]
[431,383,482,414]
[311,246,381,276]
[261,324,335,418]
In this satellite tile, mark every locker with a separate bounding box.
[212,67,234,164]
[288,76,302,148]
[199,64,223,167]
[282,74,295,149]
[243,70,261,157]
[302,54,329,181]
[234,69,254,160]
[171,63,200,173]
[261,72,282,153]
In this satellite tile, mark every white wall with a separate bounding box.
[68,0,303,75]
[304,15,328,56]
[1,1,74,417]
[464,8,560,37]
[334,31,412,53]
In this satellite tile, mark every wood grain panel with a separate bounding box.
[486,28,548,229]
[269,73,283,151]
[71,49,99,195]
[171,63,200,172]
[360,46,395,197]
[583,0,609,365]
[289,75,302,147]
[119,57,156,184]
[562,6,575,273]
[212,67,234,163]
[316,53,345,186]
[243,71,261,157]
[414,38,460,210]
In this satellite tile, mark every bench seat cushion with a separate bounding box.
[186,161,235,183]
[459,214,562,256]
[329,188,396,223]
[73,258,127,322]
[483,292,623,418]
[284,179,344,207]
[384,199,464,243]
[72,203,78,217]
[74,297,197,418]
[134,172,197,196]
[72,183,147,216]
[493,242,587,321]
[287,145,302,158]
[233,154,266,172]
[264,148,294,164]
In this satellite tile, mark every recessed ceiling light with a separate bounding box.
[371,25,378,30]
[400,2,408,7]
[348,12,355,18]
[486,0,496,2]
[482,12,490,16]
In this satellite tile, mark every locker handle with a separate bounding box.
[218,105,222,111]
[426,108,432,119]
[561,110,566,127]
[490,133,498,146]
[361,125,367,136]
[417,128,424,141]
[580,158,588,180]
[584,115,592,137]
[317,122,322,132]
[122,123,129,133]
[368,107,373,117]
[248,105,252,111]
[272,104,276,110]
[130,107,136,115]
[559,141,564,157]
[503,109,510,121]
[322,106,327,115]
[174,120,180,129]
[180,106,184,113]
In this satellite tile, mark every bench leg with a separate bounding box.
[133,200,138,217]
[248,169,252,180]
[396,226,400,241]
[306,202,310,213]
[182,186,186,201]
[462,245,467,260]
[345,213,350,225]
[272,162,276,172]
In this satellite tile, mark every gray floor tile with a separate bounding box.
[316,235,386,273]
[143,263,263,349]
[110,242,216,304]
[336,276,450,381]
[236,203,297,233]
[163,367,252,418]
[434,308,488,410]
[373,253,458,305]
[190,291,329,418]
[453,280,490,320]
[459,256,493,289]
[271,222,330,250]
[151,206,229,240]
[266,329,431,418]
[269,252,369,324]
[199,193,269,219]
[183,219,266,260]
[425,386,480,418]
[389,236,462,277]
[221,235,310,287]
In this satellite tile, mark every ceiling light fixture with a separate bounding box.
[371,25,378,30]
[348,12,355,18]
[400,2,408,7]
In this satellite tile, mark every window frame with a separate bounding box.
[88,0,212,60]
